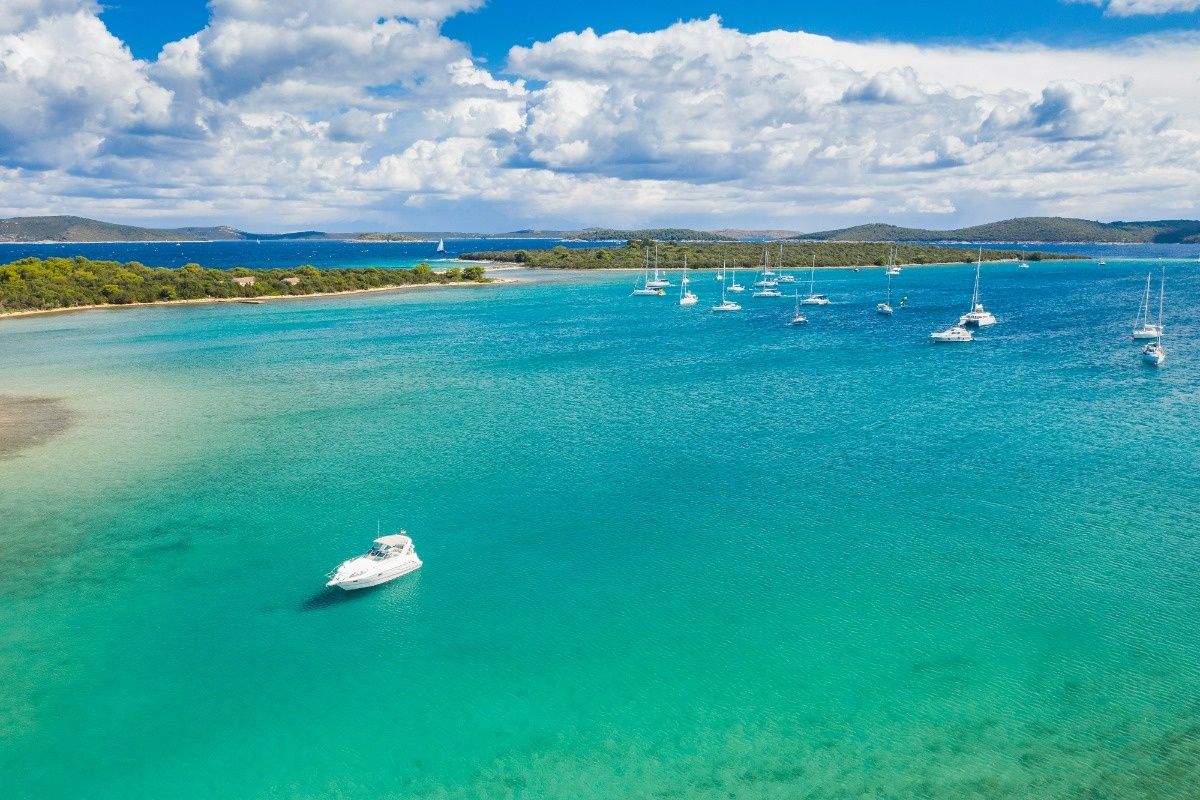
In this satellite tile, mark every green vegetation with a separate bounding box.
[0,256,489,314]
[798,216,1200,244]
[461,241,1077,270]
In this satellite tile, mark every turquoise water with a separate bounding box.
[2,261,1199,798]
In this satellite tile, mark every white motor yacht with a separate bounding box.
[326,532,422,590]
[930,325,973,343]
[753,287,783,298]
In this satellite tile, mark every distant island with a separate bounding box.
[461,241,1077,270]
[6,214,1194,246]
[0,256,489,315]
[796,217,1200,244]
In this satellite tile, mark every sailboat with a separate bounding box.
[776,243,796,283]
[788,292,808,326]
[876,272,895,316]
[679,256,698,306]
[760,247,776,277]
[885,247,901,276]
[958,248,997,327]
[800,255,830,305]
[728,263,745,293]
[647,244,671,288]
[1018,248,1029,269]
[631,250,664,296]
[753,250,783,297]
[1141,267,1166,366]
[710,272,742,312]
[1131,271,1164,340]
[436,238,445,253]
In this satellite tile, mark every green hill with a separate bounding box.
[796,217,1200,243]
[0,216,333,243]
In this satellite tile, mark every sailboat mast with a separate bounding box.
[1157,266,1165,328]
[809,255,816,294]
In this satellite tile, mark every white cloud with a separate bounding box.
[1072,1,1200,16]
[0,7,1198,230]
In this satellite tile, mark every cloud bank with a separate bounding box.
[0,1,1198,230]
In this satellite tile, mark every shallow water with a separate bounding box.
[2,260,1199,798]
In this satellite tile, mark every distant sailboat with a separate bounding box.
[711,271,742,312]
[876,272,895,316]
[958,248,997,327]
[788,292,807,326]
[632,250,664,296]
[776,243,796,283]
[728,263,745,293]
[800,255,830,305]
[679,256,698,306]
[436,238,445,253]
[1131,270,1164,340]
[1018,248,1029,268]
[647,243,671,288]
[885,246,901,276]
[1142,268,1166,366]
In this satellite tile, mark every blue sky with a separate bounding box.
[101,0,1200,62]
[0,0,1196,231]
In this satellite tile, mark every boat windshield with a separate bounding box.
[367,545,393,559]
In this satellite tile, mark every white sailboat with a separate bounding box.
[631,250,664,296]
[647,243,671,288]
[1142,268,1166,366]
[788,292,807,326]
[436,238,445,253]
[679,256,698,306]
[1018,248,1029,269]
[800,255,830,305]
[1131,271,1164,340]
[885,246,901,276]
[776,243,796,283]
[958,248,997,327]
[710,272,742,312]
[876,272,894,316]
[728,263,745,293]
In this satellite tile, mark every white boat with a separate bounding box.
[326,531,422,590]
[930,325,973,343]
[876,272,894,316]
[711,274,742,312]
[800,255,830,305]
[1131,271,1164,340]
[646,243,671,288]
[958,248,997,327]
[1018,248,1029,269]
[632,250,665,296]
[1141,268,1166,366]
[777,247,796,283]
[753,287,783,298]
[885,246,901,276]
[760,247,776,277]
[679,257,698,305]
[436,239,445,253]
[728,264,745,293]
[788,292,807,326]
[1098,257,1106,266]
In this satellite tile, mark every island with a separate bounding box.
[0,256,490,316]
[460,241,1077,270]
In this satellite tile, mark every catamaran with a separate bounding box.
[958,248,997,327]
[1131,271,1164,340]
[800,255,830,305]
[679,256,698,306]
[876,272,895,316]
[1141,268,1166,366]
[711,274,742,312]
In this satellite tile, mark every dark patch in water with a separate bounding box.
[300,586,377,611]
[0,395,75,458]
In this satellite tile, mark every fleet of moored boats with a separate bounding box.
[632,247,1173,366]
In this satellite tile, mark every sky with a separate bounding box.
[1,0,1198,232]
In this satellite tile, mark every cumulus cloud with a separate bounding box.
[0,6,1197,230]
[1072,1,1200,16]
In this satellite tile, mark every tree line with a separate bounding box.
[0,256,488,313]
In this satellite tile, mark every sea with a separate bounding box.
[2,241,1199,798]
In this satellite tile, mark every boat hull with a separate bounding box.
[327,558,422,590]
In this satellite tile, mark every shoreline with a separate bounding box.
[468,258,1057,272]
[0,278,516,320]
